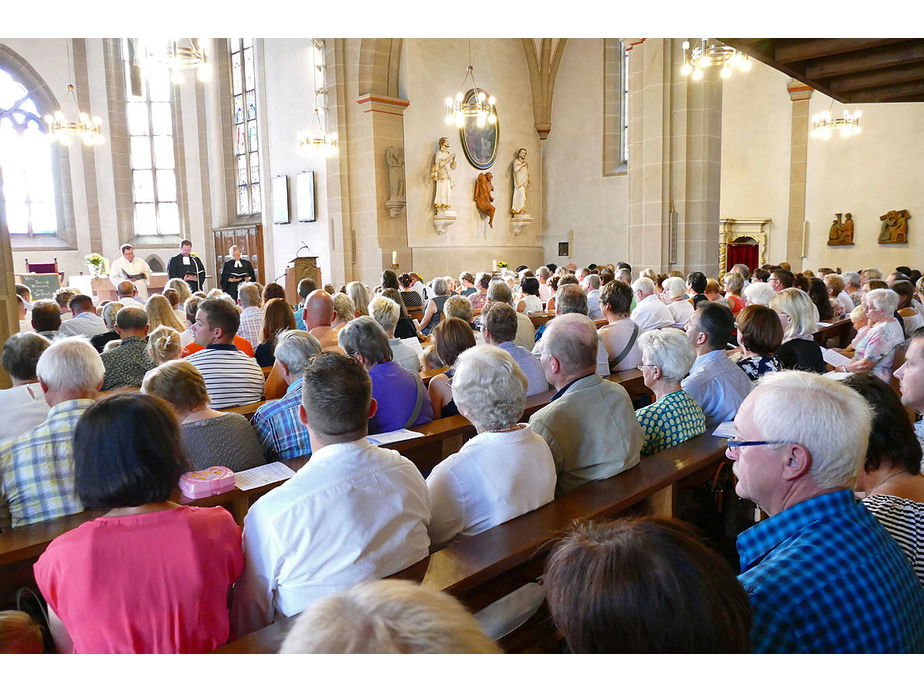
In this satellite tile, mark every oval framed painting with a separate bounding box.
[459,89,500,170]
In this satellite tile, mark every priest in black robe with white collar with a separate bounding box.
[167,239,207,293]
[220,245,256,301]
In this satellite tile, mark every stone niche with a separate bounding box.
[718,218,770,279]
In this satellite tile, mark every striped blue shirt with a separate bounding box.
[738,489,924,653]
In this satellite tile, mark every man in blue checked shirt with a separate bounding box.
[729,370,924,653]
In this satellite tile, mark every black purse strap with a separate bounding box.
[609,322,640,371]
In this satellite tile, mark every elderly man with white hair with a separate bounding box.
[368,296,420,372]
[486,280,534,350]
[582,273,604,320]
[630,277,673,333]
[661,276,695,328]
[532,284,610,377]
[843,271,863,307]
[0,337,104,529]
[427,344,556,547]
[236,282,264,348]
[251,330,322,461]
[529,313,643,497]
[730,371,924,653]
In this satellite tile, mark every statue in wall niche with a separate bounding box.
[431,137,457,211]
[878,209,911,244]
[474,172,496,228]
[385,147,405,201]
[828,212,854,246]
[511,147,529,215]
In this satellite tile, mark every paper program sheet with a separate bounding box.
[235,462,296,491]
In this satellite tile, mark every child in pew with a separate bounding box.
[0,610,44,654]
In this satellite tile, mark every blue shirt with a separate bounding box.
[681,349,753,430]
[738,489,924,653]
[497,341,549,398]
[251,379,311,461]
[294,306,306,331]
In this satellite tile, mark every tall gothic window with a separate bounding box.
[121,38,180,237]
[603,38,628,174]
[0,66,58,236]
[229,38,261,216]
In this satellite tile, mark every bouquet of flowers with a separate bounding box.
[85,253,108,277]
[495,260,509,269]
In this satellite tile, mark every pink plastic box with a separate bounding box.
[179,466,236,499]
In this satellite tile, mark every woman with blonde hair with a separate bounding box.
[332,293,356,330]
[145,294,185,332]
[164,278,192,306]
[147,325,181,364]
[346,281,371,317]
[769,288,825,373]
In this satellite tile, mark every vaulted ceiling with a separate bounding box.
[720,38,924,103]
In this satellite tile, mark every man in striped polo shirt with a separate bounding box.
[185,298,264,409]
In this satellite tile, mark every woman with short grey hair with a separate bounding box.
[426,344,556,548]
[338,316,433,434]
[368,296,420,372]
[418,276,451,336]
[634,328,706,456]
[836,288,904,383]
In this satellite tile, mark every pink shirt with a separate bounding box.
[35,505,243,653]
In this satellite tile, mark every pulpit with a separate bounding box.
[285,256,321,305]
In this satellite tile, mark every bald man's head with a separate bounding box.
[304,289,335,330]
[117,281,137,298]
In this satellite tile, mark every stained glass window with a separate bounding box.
[122,38,180,236]
[0,66,59,236]
[229,38,260,216]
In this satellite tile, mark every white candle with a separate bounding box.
[392,251,398,265]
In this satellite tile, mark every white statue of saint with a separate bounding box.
[511,147,529,215]
[431,136,457,211]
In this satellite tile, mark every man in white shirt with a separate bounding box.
[895,328,924,449]
[109,244,152,300]
[115,281,145,307]
[0,333,52,441]
[583,273,604,320]
[58,295,108,339]
[536,266,553,304]
[630,277,673,333]
[236,282,264,349]
[230,352,430,637]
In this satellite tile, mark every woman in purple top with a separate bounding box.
[338,316,434,434]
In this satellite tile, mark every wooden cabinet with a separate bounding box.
[212,224,266,286]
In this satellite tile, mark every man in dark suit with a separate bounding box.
[220,245,256,301]
[167,239,206,292]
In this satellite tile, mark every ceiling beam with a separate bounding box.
[774,38,903,63]
[828,63,924,92]
[842,79,924,102]
[806,41,924,79]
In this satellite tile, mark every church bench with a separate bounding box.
[813,317,853,349]
[420,366,449,386]
[213,432,730,653]
[529,312,554,327]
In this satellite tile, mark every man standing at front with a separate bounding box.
[167,239,206,293]
[529,313,642,497]
[731,371,924,652]
[109,244,152,300]
[231,353,430,637]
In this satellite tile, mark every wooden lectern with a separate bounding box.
[285,256,321,305]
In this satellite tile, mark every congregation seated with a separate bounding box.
[115,280,144,307]
[346,281,370,318]
[0,333,51,441]
[634,328,706,457]
[52,288,75,321]
[486,279,534,350]
[338,316,434,434]
[34,394,243,653]
[30,300,61,340]
[254,297,296,368]
[807,276,835,322]
[824,273,854,316]
[0,337,103,529]
[251,330,321,461]
[545,517,751,653]
[835,288,904,382]
[661,276,694,328]
[178,296,200,349]
[481,302,548,397]
[844,373,924,584]
[896,327,924,449]
[0,610,44,654]
[164,277,192,318]
[369,295,420,372]
[443,294,480,340]
[598,280,642,372]
[891,280,923,338]
[681,302,753,429]
[843,271,863,307]
[329,292,353,331]
[581,273,604,320]
[230,353,430,638]
[236,282,264,349]
[426,344,555,548]
[732,305,783,382]
[146,325,181,365]
[630,276,673,333]
[184,298,264,409]
[278,580,500,654]
[516,276,545,315]
[292,277,317,331]
[418,276,451,336]
[142,360,265,472]
[58,294,107,339]
[529,313,643,497]
[468,271,491,312]
[261,283,286,304]
[302,289,343,353]
[532,284,609,376]
[100,307,155,391]
[769,288,826,374]
[144,293,185,334]
[427,317,476,418]
[768,267,794,293]
[686,271,709,307]
[742,281,775,307]
[398,272,423,309]
[379,288,418,341]
[180,297,255,358]
[731,370,924,653]
[722,271,746,315]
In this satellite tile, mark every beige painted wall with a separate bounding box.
[401,38,544,278]
[543,38,629,268]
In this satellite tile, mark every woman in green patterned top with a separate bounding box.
[635,328,706,456]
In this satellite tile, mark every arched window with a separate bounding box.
[0,66,59,236]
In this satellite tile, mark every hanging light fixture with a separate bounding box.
[44,40,104,146]
[140,38,211,84]
[298,39,338,156]
[443,40,497,128]
[680,39,751,81]
[811,105,862,139]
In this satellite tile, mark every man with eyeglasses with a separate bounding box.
[729,370,924,653]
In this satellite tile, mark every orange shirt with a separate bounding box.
[181,335,255,358]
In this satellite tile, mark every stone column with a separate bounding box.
[786,81,813,271]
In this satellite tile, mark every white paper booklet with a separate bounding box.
[822,348,852,367]
[712,421,737,438]
[402,337,424,356]
[366,429,426,446]
[235,462,296,491]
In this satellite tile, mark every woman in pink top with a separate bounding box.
[34,394,243,654]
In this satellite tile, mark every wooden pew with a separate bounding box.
[529,312,554,327]
[813,317,853,349]
[214,432,730,653]
[420,366,448,386]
